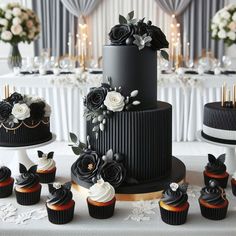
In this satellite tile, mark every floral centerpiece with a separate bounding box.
[0,3,40,69]
[211,4,236,46]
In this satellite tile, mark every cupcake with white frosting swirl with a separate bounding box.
[36,151,56,183]
[87,178,116,219]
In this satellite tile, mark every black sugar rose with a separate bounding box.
[136,19,148,36]
[109,24,135,45]
[147,25,169,50]
[0,101,12,122]
[29,101,46,121]
[6,92,23,105]
[85,87,107,111]
[73,149,101,182]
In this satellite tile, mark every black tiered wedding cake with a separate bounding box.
[71,12,185,198]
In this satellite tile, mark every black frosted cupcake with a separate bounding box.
[36,151,56,183]
[15,164,41,205]
[159,183,189,225]
[0,165,14,198]
[204,154,229,188]
[231,172,236,196]
[87,178,116,219]
[46,182,75,224]
[199,179,228,220]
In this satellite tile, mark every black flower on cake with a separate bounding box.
[108,11,169,59]
[29,101,46,121]
[206,154,226,174]
[85,87,107,111]
[84,78,140,137]
[6,92,23,105]
[98,149,126,188]
[0,101,12,122]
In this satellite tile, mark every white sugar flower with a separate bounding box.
[228,31,236,41]
[133,33,152,50]
[104,91,125,112]
[44,103,51,117]
[170,183,179,192]
[12,103,30,120]
[1,31,12,41]
[12,17,22,25]
[12,7,22,17]
[53,182,62,189]
[218,29,227,39]
[220,10,231,20]
[11,24,23,35]
[0,18,8,27]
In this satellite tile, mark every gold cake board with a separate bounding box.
[72,178,185,201]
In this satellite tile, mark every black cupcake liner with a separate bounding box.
[15,185,42,205]
[199,200,228,220]
[159,204,189,225]
[231,180,236,196]
[46,202,75,224]
[204,173,228,188]
[87,198,116,219]
[0,179,14,198]
[37,170,56,184]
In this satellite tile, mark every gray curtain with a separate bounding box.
[60,0,100,18]
[32,0,77,57]
[155,0,192,15]
[180,0,225,60]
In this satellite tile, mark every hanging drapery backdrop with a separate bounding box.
[87,0,171,62]
[32,0,77,57]
[60,0,100,18]
[155,0,192,16]
[180,0,225,60]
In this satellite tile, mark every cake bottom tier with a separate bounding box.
[72,156,186,199]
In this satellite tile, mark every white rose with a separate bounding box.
[228,31,236,41]
[0,18,8,27]
[211,24,217,30]
[218,29,227,39]
[5,10,12,20]
[12,103,30,121]
[219,20,227,29]
[220,10,231,20]
[44,103,51,117]
[11,24,22,35]
[212,14,221,24]
[233,12,236,21]
[212,29,218,37]
[104,91,125,112]
[1,31,12,41]
[26,20,33,28]
[12,7,22,17]
[12,17,22,25]
[21,12,29,20]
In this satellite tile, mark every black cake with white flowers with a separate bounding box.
[71,12,186,195]
[0,92,52,147]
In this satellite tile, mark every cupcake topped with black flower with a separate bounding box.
[204,154,229,188]
[0,92,51,127]
[0,164,14,198]
[0,165,11,182]
[108,11,169,58]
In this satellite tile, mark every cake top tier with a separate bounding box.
[0,92,51,126]
[108,11,169,54]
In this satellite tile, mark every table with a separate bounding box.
[0,141,235,236]
[1,72,236,142]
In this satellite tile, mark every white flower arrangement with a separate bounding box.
[0,3,40,44]
[211,4,236,46]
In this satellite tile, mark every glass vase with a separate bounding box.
[8,43,22,70]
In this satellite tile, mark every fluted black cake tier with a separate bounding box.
[87,101,172,182]
[0,117,52,147]
[103,45,157,110]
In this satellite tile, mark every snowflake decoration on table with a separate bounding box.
[125,200,159,222]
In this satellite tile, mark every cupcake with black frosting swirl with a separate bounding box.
[46,182,75,224]
[0,165,14,198]
[159,182,189,225]
[15,164,41,205]
[199,179,228,220]
[204,154,229,188]
[87,178,116,219]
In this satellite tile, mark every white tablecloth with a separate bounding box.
[1,73,236,142]
[0,142,235,236]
